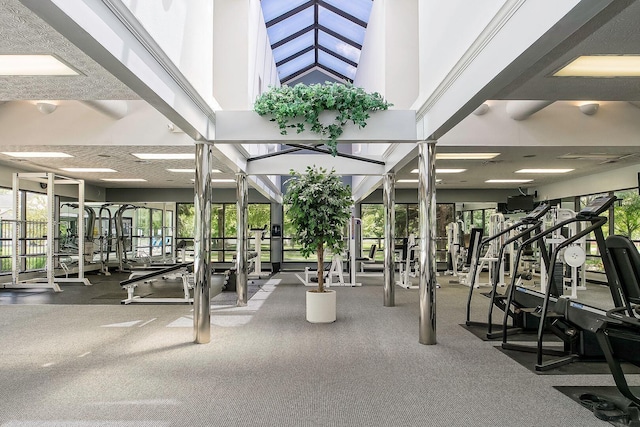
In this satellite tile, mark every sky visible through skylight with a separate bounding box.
[261,0,373,84]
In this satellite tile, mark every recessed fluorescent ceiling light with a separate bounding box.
[558,153,621,160]
[167,168,221,173]
[2,151,72,158]
[485,179,533,183]
[167,169,196,173]
[0,54,78,76]
[436,153,500,160]
[101,178,147,182]
[397,179,442,183]
[61,168,116,173]
[132,153,194,160]
[515,168,574,174]
[554,55,640,77]
[190,178,236,183]
[410,168,467,174]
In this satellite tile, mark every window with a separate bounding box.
[176,202,270,262]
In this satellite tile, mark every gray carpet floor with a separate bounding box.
[0,272,634,426]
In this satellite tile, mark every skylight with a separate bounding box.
[261,0,373,84]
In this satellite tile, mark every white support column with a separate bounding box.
[194,143,212,344]
[78,179,85,279]
[236,173,248,307]
[418,141,438,345]
[11,173,19,284]
[47,173,55,288]
[383,173,395,307]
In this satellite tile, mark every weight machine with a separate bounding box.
[445,219,465,276]
[2,173,92,292]
[295,215,362,287]
[396,234,419,289]
[539,207,586,299]
[248,225,269,279]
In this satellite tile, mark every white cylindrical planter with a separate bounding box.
[306,290,336,323]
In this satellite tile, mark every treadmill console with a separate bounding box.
[524,203,551,221]
[579,195,617,216]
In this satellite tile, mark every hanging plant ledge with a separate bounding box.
[253,82,393,156]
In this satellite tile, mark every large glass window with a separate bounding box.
[177,202,270,263]
[360,204,384,261]
[25,192,47,271]
[580,193,609,272]
[613,190,640,242]
[359,203,454,264]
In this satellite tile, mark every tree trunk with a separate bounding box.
[317,241,324,293]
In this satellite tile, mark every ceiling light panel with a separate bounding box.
[554,55,640,77]
[0,54,79,76]
[61,168,116,173]
[411,169,466,174]
[167,169,222,174]
[436,153,500,160]
[485,179,533,183]
[2,151,72,158]
[515,169,574,174]
[132,153,194,160]
[101,178,147,182]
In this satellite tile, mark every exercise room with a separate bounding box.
[1,1,640,426]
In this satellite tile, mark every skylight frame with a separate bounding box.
[262,0,373,84]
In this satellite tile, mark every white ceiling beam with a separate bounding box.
[80,100,129,120]
[505,100,554,120]
[246,154,385,176]
[214,110,417,144]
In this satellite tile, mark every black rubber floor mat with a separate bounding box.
[460,323,561,342]
[497,345,640,375]
[555,386,640,426]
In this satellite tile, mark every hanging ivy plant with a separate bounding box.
[254,82,392,156]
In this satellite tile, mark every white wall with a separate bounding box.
[213,0,249,109]
[385,0,419,109]
[122,0,220,110]
[413,0,581,140]
[534,164,640,201]
[212,0,277,110]
[355,0,385,96]
[441,101,640,148]
[355,0,418,109]
[0,101,194,147]
[247,0,279,104]
[417,1,506,103]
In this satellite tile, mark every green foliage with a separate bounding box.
[284,166,352,291]
[254,82,392,156]
[614,192,640,239]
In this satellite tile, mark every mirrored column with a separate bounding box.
[194,143,212,344]
[236,173,248,307]
[383,173,395,307]
[418,141,437,345]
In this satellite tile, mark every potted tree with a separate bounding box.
[254,82,392,156]
[284,166,353,323]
